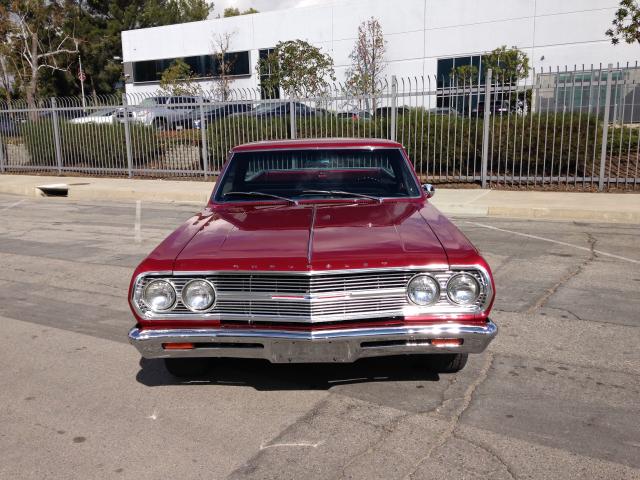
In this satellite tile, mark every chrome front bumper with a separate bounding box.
[129,321,497,363]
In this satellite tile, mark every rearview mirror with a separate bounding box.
[422,184,435,198]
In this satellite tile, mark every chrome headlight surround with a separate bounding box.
[181,279,217,312]
[446,272,481,306]
[141,279,177,312]
[406,273,441,306]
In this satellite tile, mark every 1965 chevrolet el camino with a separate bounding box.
[128,138,497,377]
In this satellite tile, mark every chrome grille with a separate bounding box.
[134,269,491,323]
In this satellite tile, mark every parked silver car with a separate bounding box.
[69,108,118,125]
[132,96,202,130]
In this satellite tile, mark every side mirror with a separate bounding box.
[422,184,435,199]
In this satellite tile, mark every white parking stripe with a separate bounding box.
[465,221,640,265]
[0,199,26,212]
[135,200,142,243]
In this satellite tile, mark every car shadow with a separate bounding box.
[135,356,440,391]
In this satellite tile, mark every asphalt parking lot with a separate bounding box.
[0,192,638,480]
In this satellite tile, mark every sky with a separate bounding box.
[210,0,345,15]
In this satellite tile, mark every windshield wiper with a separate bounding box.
[223,191,298,205]
[299,190,383,203]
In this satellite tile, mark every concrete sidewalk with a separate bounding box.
[0,174,638,223]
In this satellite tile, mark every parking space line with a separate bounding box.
[465,221,640,265]
[0,199,26,212]
[135,200,142,243]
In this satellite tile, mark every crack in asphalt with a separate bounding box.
[403,352,497,480]
[336,372,468,479]
[334,410,413,480]
[453,431,517,479]
[540,306,585,321]
[526,233,598,314]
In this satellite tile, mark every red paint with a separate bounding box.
[129,139,495,329]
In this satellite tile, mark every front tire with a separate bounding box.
[422,353,468,373]
[164,358,211,378]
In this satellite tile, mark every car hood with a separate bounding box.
[173,201,449,272]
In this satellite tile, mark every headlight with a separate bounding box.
[447,273,480,305]
[407,274,440,306]
[181,279,216,312]
[142,280,176,312]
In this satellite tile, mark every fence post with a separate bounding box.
[198,95,209,179]
[51,98,63,174]
[0,115,5,172]
[0,102,9,173]
[122,94,134,178]
[289,99,297,139]
[481,69,493,189]
[390,76,398,142]
[598,64,613,191]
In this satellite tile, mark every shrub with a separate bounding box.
[21,119,165,170]
[201,110,633,181]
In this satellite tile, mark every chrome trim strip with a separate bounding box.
[170,265,451,276]
[129,320,498,363]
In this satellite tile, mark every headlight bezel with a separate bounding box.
[446,272,481,306]
[141,279,177,312]
[181,278,217,313]
[406,273,441,306]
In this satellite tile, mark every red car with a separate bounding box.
[128,138,497,377]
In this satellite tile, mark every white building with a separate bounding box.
[121,0,639,96]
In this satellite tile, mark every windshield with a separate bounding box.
[139,97,167,107]
[253,102,284,113]
[88,109,114,117]
[214,148,421,202]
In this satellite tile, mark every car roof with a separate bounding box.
[231,138,403,152]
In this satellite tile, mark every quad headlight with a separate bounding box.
[142,279,177,312]
[447,273,481,305]
[407,274,441,306]
[181,279,216,312]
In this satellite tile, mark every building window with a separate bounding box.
[259,48,280,99]
[132,51,251,83]
[436,55,484,112]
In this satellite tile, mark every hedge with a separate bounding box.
[19,112,636,180]
[205,111,638,180]
[22,119,165,169]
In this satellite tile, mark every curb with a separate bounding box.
[0,176,638,224]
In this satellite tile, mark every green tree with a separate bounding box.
[223,7,258,17]
[77,0,212,96]
[3,0,214,100]
[257,40,335,98]
[606,0,640,44]
[483,46,529,84]
[451,64,479,85]
[159,58,202,96]
[141,0,212,25]
[0,0,79,109]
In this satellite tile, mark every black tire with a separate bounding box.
[164,358,211,378]
[422,353,468,373]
